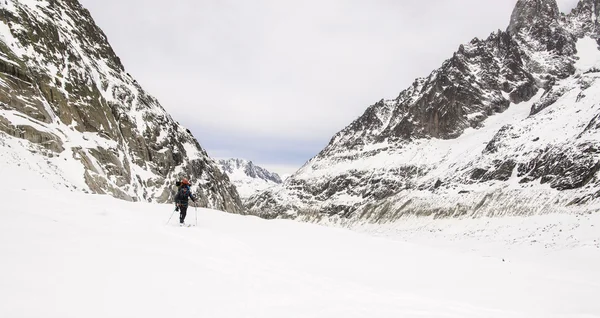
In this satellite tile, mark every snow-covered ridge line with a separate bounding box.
[218,158,282,200]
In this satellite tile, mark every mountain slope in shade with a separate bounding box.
[247,0,600,221]
[0,0,242,213]
[218,158,282,199]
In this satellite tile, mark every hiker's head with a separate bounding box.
[181,178,190,186]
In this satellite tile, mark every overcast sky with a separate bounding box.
[80,0,580,175]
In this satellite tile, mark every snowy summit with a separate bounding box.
[218,158,282,199]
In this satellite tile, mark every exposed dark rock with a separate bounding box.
[519,143,600,190]
[530,86,570,115]
[484,125,515,154]
[469,160,517,183]
[508,0,560,36]
[486,160,517,182]
[470,168,489,180]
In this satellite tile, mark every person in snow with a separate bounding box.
[175,178,197,226]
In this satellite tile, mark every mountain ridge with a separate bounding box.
[246,0,600,221]
[218,158,282,200]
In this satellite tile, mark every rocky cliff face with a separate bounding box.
[0,0,243,213]
[508,0,561,35]
[219,158,282,200]
[247,0,600,222]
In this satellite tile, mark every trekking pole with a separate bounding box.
[195,204,198,227]
[166,207,177,225]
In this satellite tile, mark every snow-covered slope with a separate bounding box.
[0,0,242,213]
[247,0,600,221]
[218,158,282,199]
[1,156,599,317]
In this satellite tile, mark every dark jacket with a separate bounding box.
[175,185,196,207]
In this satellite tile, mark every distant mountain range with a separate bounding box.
[218,159,282,199]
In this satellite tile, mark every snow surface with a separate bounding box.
[575,36,600,72]
[0,191,599,318]
[1,141,600,317]
[226,172,278,199]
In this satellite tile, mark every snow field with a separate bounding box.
[0,184,599,318]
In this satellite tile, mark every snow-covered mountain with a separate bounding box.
[0,0,242,212]
[247,0,600,221]
[218,158,282,199]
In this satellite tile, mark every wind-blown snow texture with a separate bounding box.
[219,158,282,200]
[247,0,600,222]
[0,0,242,213]
[1,145,599,317]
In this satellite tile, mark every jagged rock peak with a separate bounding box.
[508,0,560,35]
[570,0,600,21]
[219,159,282,184]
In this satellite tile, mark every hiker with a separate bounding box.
[174,178,197,226]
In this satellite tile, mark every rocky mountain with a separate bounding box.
[218,158,282,199]
[247,0,600,222]
[0,0,243,213]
